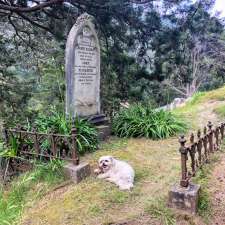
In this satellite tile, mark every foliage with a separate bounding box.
[0,1,225,121]
[0,159,65,225]
[32,110,98,154]
[0,137,18,159]
[112,104,186,139]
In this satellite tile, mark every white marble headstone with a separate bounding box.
[65,13,100,117]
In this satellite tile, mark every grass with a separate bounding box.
[214,104,225,119]
[145,198,176,225]
[192,165,212,221]
[19,137,181,225]
[173,86,225,129]
[0,159,66,225]
[4,85,225,225]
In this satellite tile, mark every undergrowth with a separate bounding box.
[112,104,186,139]
[28,109,98,154]
[0,159,65,225]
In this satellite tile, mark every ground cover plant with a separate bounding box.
[30,110,98,154]
[112,104,187,139]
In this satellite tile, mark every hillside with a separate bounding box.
[3,86,225,225]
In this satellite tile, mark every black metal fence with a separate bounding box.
[179,121,225,187]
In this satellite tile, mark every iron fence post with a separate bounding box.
[207,121,214,153]
[71,127,79,165]
[197,129,202,165]
[179,135,189,187]
[190,133,196,175]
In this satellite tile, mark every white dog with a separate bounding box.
[95,156,135,190]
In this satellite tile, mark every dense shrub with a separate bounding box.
[112,104,186,139]
[30,110,98,154]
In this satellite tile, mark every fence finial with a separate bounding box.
[190,133,194,143]
[203,126,207,135]
[179,135,186,147]
[207,121,213,131]
[197,129,201,139]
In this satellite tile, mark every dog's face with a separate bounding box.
[98,156,114,172]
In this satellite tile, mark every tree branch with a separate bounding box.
[0,0,63,13]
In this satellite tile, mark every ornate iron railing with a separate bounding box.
[179,121,225,187]
[1,125,79,166]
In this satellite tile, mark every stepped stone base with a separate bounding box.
[63,162,91,184]
[168,183,200,214]
[96,125,111,141]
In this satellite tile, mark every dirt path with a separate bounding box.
[196,101,221,128]
[208,152,225,225]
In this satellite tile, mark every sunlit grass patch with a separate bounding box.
[145,197,175,225]
[0,160,66,225]
[214,104,225,118]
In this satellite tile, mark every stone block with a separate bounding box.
[168,183,200,214]
[63,162,91,184]
[96,125,111,141]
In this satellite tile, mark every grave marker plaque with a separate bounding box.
[66,13,100,117]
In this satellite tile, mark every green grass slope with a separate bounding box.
[2,85,225,225]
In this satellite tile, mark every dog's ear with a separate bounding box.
[109,156,114,164]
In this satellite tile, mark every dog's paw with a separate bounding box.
[94,168,101,175]
[119,183,133,191]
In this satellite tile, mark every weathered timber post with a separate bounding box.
[179,135,189,187]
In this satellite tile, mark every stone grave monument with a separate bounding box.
[65,13,110,141]
[64,13,110,183]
